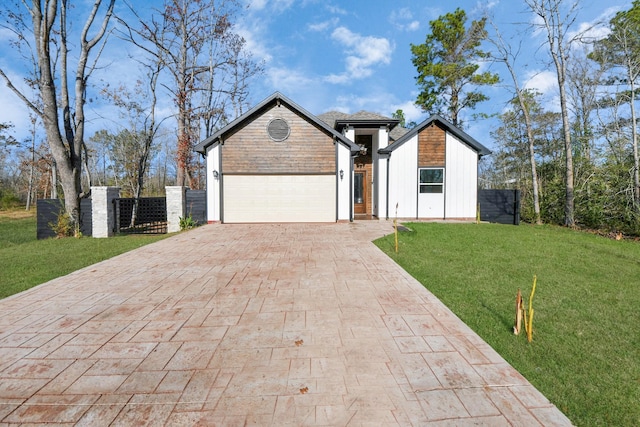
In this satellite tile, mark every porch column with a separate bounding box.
[377,126,389,219]
[91,186,120,238]
[166,186,186,233]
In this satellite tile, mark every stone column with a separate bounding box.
[166,186,186,233]
[91,186,120,238]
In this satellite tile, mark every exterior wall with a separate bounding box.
[387,135,418,218]
[206,144,221,223]
[445,133,478,218]
[222,104,335,174]
[418,123,446,167]
[336,143,351,221]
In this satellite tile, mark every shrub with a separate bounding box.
[179,214,198,230]
[0,188,22,210]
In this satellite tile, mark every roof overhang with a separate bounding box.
[378,114,491,157]
[194,92,360,155]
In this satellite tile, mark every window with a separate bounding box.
[419,168,444,193]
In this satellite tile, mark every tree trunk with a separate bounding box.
[629,71,640,212]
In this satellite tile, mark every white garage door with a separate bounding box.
[223,175,336,223]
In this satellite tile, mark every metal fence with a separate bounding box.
[478,189,521,225]
[113,197,167,234]
[36,198,92,239]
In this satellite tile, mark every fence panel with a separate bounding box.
[113,197,167,234]
[478,189,520,225]
[37,198,92,239]
[185,189,206,225]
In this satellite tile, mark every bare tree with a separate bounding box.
[525,0,578,227]
[0,0,116,231]
[591,2,640,212]
[489,21,542,224]
[119,0,262,188]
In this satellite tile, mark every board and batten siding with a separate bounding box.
[445,133,479,219]
[222,105,335,174]
[418,123,446,167]
[387,135,418,218]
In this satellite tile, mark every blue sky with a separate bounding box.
[0,0,633,151]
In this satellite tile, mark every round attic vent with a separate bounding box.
[267,118,290,141]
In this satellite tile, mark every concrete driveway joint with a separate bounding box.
[0,222,572,426]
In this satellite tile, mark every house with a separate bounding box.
[194,92,490,223]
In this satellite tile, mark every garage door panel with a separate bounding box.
[223,175,336,223]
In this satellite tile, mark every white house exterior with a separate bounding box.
[194,92,490,223]
[380,115,489,220]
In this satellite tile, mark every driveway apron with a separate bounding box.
[0,222,572,426]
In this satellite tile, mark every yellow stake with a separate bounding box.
[526,275,537,343]
[394,203,399,253]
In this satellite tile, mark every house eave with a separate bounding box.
[378,114,491,157]
[194,92,360,155]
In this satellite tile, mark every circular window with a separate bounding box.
[267,118,290,141]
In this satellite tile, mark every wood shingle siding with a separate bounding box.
[222,105,336,174]
[418,123,446,167]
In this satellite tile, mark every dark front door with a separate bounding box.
[354,171,367,214]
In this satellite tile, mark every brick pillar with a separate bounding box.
[166,186,186,233]
[91,186,120,238]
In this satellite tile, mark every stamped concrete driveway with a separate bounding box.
[0,222,572,426]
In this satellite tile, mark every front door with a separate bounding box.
[354,170,367,214]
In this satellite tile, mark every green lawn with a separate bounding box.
[0,211,169,299]
[375,222,640,427]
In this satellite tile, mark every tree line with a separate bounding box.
[410,0,640,235]
[0,0,261,228]
[1,0,639,236]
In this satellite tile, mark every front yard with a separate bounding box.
[376,222,639,427]
[0,210,168,299]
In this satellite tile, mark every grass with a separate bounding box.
[375,222,640,427]
[0,209,169,299]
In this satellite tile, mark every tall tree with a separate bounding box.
[590,1,640,212]
[120,0,261,188]
[410,8,499,127]
[0,0,115,230]
[488,22,542,224]
[525,0,578,227]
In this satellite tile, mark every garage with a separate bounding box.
[194,92,360,223]
[222,175,336,223]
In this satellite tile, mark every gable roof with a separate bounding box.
[194,92,360,154]
[379,114,491,157]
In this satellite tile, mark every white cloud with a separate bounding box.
[390,100,425,124]
[267,67,314,93]
[308,18,339,32]
[248,0,295,12]
[326,5,348,15]
[390,8,420,32]
[325,27,393,84]
[524,69,557,94]
[247,0,268,10]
